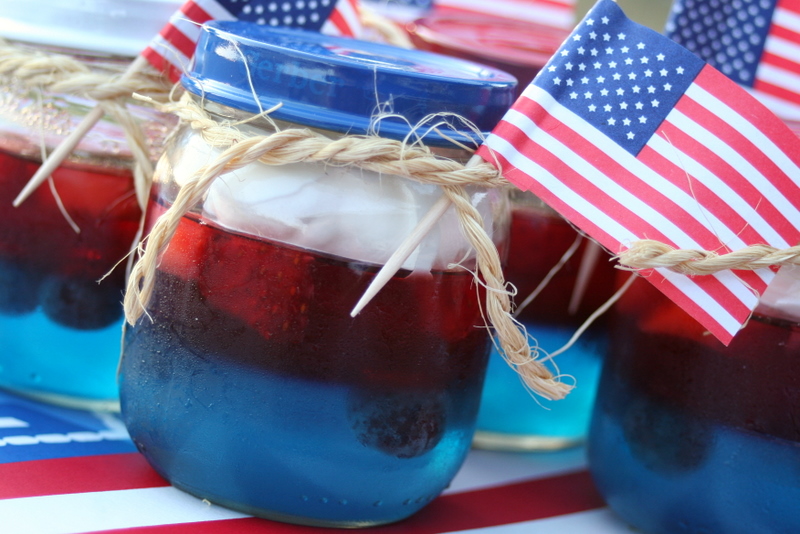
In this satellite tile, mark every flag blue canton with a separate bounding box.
[666,0,777,88]
[533,0,705,155]
[216,0,338,28]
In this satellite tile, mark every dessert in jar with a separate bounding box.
[588,270,800,534]
[474,190,616,451]
[0,0,178,409]
[118,22,517,527]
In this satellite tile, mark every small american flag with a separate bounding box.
[433,0,576,31]
[143,0,363,83]
[477,0,800,344]
[666,0,800,121]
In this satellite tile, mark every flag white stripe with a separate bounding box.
[167,13,205,43]
[756,59,800,93]
[519,85,729,249]
[337,0,361,33]
[192,0,237,21]
[774,6,800,34]
[502,107,696,247]
[746,87,800,120]
[435,0,575,28]
[496,85,755,330]
[763,34,800,64]
[656,267,749,336]
[489,111,756,326]
[654,112,793,249]
[148,34,191,73]
[445,449,587,494]
[483,133,635,245]
[685,82,800,187]
[0,486,249,534]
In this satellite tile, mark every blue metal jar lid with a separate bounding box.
[182,22,517,147]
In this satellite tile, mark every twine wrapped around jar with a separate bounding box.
[0,38,172,209]
[123,92,573,401]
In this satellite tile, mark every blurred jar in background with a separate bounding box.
[0,0,178,409]
[474,190,616,451]
[589,271,800,534]
[407,9,568,95]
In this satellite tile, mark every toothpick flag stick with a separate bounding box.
[567,239,603,316]
[13,0,362,207]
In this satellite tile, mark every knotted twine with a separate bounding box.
[0,38,172,210]
[122,92,573,401]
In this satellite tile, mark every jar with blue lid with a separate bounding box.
[118,22,516,527]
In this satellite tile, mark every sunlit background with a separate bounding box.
[577,0,673,30]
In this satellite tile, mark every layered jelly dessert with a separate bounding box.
[589,277,800,534]
[475,201,614,448]
[119,197,492,526]
[0,149,140,405]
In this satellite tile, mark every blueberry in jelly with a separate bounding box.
[622,396,713,474]
[348,391,445,459]
[0,259,43,314]
[39,275,123,330]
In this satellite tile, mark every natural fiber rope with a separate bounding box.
[617,240,800,275]
[124,92,571,401]
[0,38,171,209]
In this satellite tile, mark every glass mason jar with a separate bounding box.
[118,23,516,527]
[589,271,800,534]
[474,191,617,451]
[0,0,178,410]
[407,10,567,95]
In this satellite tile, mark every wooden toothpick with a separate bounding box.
[350,155,483,317]
[13,55,150,207]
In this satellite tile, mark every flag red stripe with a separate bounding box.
[160,24,198,61]
[499,103,680,249]
[754,77,800,105]
[437,0,573,12]
[326,9,353,37]
[690,69,800,211]
[142,47,171,75]
[488,93,758,336]
[486,146,622,252]
[644,270,737,342]
[638,137,771,294]
[0,453,168,499]
[181,1,216,25]
[762,50,800,76]
[654,112,798,247]
[92,470,604,534]
[512,96,742,253]
[777,0,800,17]
[768,23,800,48]
[695,67,800,167]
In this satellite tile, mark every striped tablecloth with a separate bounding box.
[0,390,634,533]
